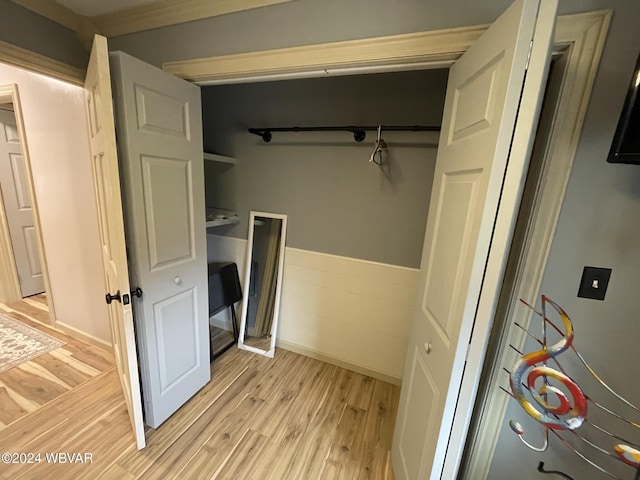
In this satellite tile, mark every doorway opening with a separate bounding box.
[0,87,52,323]
[201,68,448,383]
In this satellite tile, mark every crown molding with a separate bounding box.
[92,0,293,37]
[0,40,84,85]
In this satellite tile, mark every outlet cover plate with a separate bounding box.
[577,266,612,301]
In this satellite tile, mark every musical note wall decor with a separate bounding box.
[502,295,640,479]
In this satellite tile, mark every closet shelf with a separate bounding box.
[204,152,237,164]
[206,208,239,228]
[206,217,239,228]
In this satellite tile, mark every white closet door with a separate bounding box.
[0,109,44,297]
[85,34,146,450]
[391,0,557,478]
[109,51,209,429]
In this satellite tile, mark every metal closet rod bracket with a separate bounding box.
[248,125,441,143]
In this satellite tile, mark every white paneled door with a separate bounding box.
[391,0,557,478]
[85,35,146,449]
[0,109,44,297]
[109,51,209,429]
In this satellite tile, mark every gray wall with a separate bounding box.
[202,70,446,268]
[108,0,640,477]
[0,0,87,68]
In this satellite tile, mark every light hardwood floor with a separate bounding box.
[0,341,400,479]
[0,295,115,429]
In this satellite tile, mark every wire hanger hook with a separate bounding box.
[369,125,386,166]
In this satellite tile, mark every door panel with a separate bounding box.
[23,226,41,276]
[423,171,481,344]
[110,50,209,429]
[2,120,19,142]
[396,345,441,480]
[154,289,198,390]
[84,34,146,450]
[391,0,557,478]
[449,55,503,142]
[134,85,190,137]
[10,153,30,210]
[141,155,194,269]
[0,109,44,297]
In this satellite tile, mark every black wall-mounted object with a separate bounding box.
[577,266,612,301]
[608,51,640,164]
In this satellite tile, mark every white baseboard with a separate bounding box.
[277,339,402,386]
[55,320,114,353]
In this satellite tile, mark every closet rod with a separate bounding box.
[248,125,440,143]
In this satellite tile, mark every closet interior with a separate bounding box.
[201,68,448,382]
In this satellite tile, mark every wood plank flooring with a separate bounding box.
[0,344,400,479]
[0,295,115,430]
[244,334,272,351]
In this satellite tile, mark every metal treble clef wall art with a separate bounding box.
[502,295,640,479]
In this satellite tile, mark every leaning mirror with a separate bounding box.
[238,211,287,358]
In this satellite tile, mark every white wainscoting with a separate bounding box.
[207,234,419,384]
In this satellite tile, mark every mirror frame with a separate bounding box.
[237,211,287,358]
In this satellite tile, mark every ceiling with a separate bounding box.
[54,0,158,17]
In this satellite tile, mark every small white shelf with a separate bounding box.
[206,217,239,228]
[204,152,237,164]
[206,208,239,228]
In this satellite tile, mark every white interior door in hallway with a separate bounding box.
[391,0,557,478]
[0,108,44,298]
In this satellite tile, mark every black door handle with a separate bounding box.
[131,287,143,298]
[105,290,121,304]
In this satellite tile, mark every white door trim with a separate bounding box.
[0,84,56,323]
[0,41,84,86]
